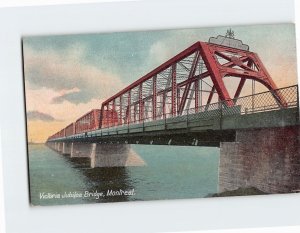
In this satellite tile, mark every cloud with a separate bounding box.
[23,44,124,104]
[51,92,84,104]
[149,41,174,66]
[27,111,57,122]
[25,85,105,124]
[146,28,297,97]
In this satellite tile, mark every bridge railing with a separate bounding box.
[141,85,298,124]
[227,84,298,115]
[100,85,298,130]
[48,85,298,142]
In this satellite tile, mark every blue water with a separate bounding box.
[28,144,220,206]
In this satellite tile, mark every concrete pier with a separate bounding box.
[48,142,145,168]
[90,144,145,168]
[62,142,72,155]
[46,125,299,193]
[219,126,300,194]
[54,142,58,151]
[56,142,63,153]
[70,142,92,158]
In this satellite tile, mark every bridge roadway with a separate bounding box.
[48,106,299,147]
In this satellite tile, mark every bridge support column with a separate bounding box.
[90,144,146,168]
[62,142,72,155]
[50,142,56,150]
[70,142,92,158]
[54,142,61,152]
[219,126,300,194]
[69,142,145,167]
[54,142,58,151]
[57,142,63,153]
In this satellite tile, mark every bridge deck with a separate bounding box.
[49,106,299,147]
[47,85,299,147]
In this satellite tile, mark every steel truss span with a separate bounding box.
[99,41,286,128]
[47,40,298,142]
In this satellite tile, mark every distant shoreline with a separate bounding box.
[28,142,45,145]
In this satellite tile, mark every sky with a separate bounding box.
[23,23,298,143]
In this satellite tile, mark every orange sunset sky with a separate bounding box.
[23,23,298,143]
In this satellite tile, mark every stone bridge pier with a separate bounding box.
[47,142,61,152]
[219,126,300,194]
[90,144,145,168]
[48,142,145,168]
[61,142,72,155]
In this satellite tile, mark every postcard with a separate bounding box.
[22,23,299,206]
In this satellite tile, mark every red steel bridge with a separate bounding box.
[47,35,299,147]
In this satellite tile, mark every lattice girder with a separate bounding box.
[99,40,287,128]
[200,42,287,107]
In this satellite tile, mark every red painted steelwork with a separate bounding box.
[49,39,288,139]
[102,42,201,105]
[100,109,119,128]
[65,123,75,137]
[58,129,65,138]
[100,40,285,128]
[75,109,100,134]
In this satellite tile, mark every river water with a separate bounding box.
[28,144,220,206]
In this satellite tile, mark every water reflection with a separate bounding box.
[32,144,219,206]
[64,155,133,203]
[84,167,133,203]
